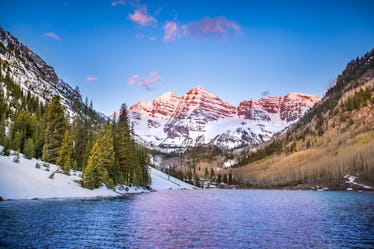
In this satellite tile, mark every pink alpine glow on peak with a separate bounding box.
[128,87,320,149]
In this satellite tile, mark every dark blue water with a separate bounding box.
[1,190,373,248]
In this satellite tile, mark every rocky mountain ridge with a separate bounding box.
[129,86,319,150]
[0,27,96,119]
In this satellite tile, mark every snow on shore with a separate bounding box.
[344,175,373,190]
[149,167,196,190]
[0,150,195,200]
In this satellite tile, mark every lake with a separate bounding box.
[1,190,373,248]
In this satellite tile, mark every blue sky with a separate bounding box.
[2,0,374,115]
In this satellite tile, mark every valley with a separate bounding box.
[0,27,373,195]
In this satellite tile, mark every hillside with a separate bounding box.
[226,49,374,189]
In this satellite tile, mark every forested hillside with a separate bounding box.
[228,49,374,189]
[0,29,150,189]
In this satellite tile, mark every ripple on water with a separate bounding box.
[0,190,373,248]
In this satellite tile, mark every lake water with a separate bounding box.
[1,190,373,248]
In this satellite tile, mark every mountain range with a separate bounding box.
[129,87,319,150]
[0,27,320,151]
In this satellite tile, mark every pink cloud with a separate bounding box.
[163,21,178,42]
[128,72,161,91]
[128,74,140,86]
[129,9,157,26]
[111,0,125,6]
[182,17,240,39]
[43,32,61,41]
[86,76,97,82]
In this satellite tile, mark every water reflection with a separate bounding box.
[0,190,373,248]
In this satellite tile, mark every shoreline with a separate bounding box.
[2,187,373,202]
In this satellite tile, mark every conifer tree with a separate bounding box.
[83,123,115,189]
[42,96,67,164]
[56,130,73,175]
[112,103,136,185]
[0,113,6,144]
[24,138,35,159]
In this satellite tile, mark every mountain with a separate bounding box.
[0,27,103,121]
[129,86,319,150]
[155,49,374,191]
[226,48,374,189]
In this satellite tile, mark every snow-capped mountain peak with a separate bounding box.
[129,88,320,150]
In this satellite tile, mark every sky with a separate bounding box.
[1,0,374,115]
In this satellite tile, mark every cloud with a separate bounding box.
[260,90,270,97]
[163,21,178,42]
[43,32,61,41]
[129,9,157,26]
[135,34,156,40]
[111,0,125,6]
[182,17,240,39]
[86,76,97,82]
[128,72,161,90]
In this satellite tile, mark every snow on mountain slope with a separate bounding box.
[129,87,320,150]
[0,149,195,200]
[0,27,95,118]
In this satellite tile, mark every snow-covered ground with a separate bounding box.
[149,167,196,190]
[344,175,373,190]
[0,150,195,200]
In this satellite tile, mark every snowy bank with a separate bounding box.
[0,155,120,200]
[149,167,196,190]
[344,175,373,190]
[0,151,195,200]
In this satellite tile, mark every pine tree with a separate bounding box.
[112,104,134,185]
[102,169,114,188]
[83,142,101,189]
[56,130,73,175]
[42,144,49,162]
[12,130,23,152]
[24,138,35,159]
[0,113,6,144]
[42,96,67,164]
[83,123,115,189]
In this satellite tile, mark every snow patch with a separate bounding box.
[344,175,373,189]
[0,147,196,200]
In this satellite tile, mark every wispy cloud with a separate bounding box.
[129,9,157,26]
[111,0,125,7]
[182,17,240,40]
[43,32,62,41]
[163,17,241,42]
[163,21,178,42]
[86,76,97,82]
[260,90,270,97]
[128,72,161,90]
